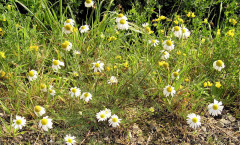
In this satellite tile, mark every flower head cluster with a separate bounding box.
[116,14,129,30]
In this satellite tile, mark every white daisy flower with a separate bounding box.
[213,60,225,71]
[104,108,111,118]
[34,105,46,117]
[85,0,94,8]
[181,27,191,39]
[163,85,176,97]
[79,25,90,33]
[64,19,75,26]
[108,114,121,127]
[117,19,129,30]
[160,50,170,60]
[62,24,73,34]
[12,115,26,130]
[69,87,81,98]
[73,50,80,55]
[49,85,56,96]
[108,76,118,85]
[186,113,201,129]
[171,69,180,80]
[40,84,47,92]
[80,92,92,102]
[92,61,104,72]
[163,40,175,51]
[172,26,182,38]
[52,59,64,71]
[61,41,72,51]
[28,70,38,81]
[116,13,127,23]
[208,99,224,116]
[39,116,53,131]
[142,23,149,27]
[64,134,76,145]
[149,39,159,47]
[96,110,108,122]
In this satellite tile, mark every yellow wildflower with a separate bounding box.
[116,31,119,35]
[227,29,234,37]
[174,20,178,24]
[185,78,190,82]
[203,82,207,87]
[149,107,154,112]
[202,38,205,43]
[183,53,186,56]
[215,82,221,88]
[158,61,164,66]
[160,29,164,34]
[207,81,213,87]
[191,12,196,18]
[180,85,184,89]
[217,29,221,36]
[177,51,181,55]
[1,71,5,77]
[159,15,166,20]
[29,46,39,51]
[106,66,110,71]
[203,18,208,24]
[7,5,11,10]
[115,55,122,60]
[187,12,191,17]
[124,62,128,68]
[0,52,6,58]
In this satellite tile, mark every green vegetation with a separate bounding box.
[0,0,239,144]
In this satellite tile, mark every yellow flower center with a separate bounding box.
[173,72,179,77]
[81,26,85,30]
[112,117,117,123]
[167,86,172,92]
[213,104,219,110]
[86,0,91,4]
[152,40,156,43]
[62,42,68,49]
[64,24,72,31]
[145,27,151,32]
[163,62,169,68]
[40,84,45,89]
[34,106,41,112]
[182,28,186,33]
[166,40,172,46]
[68,138,72,143]
[192,117,198,123]
[53,60,59,65]
[105,111,108,114]
[95,63,100,68]
[216,60,223,67]
[41,119,48,125]
[66,19,71,23]
[28,71,35,77]
[100,114,105,118]
[163,52,167,55]
[118,14,123,18]
[16,119,22,125]
[72,88,77,93]
[84,93,89,98]
[120,19,125,24]
[174,26,180,31]
[49,89,53,93]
